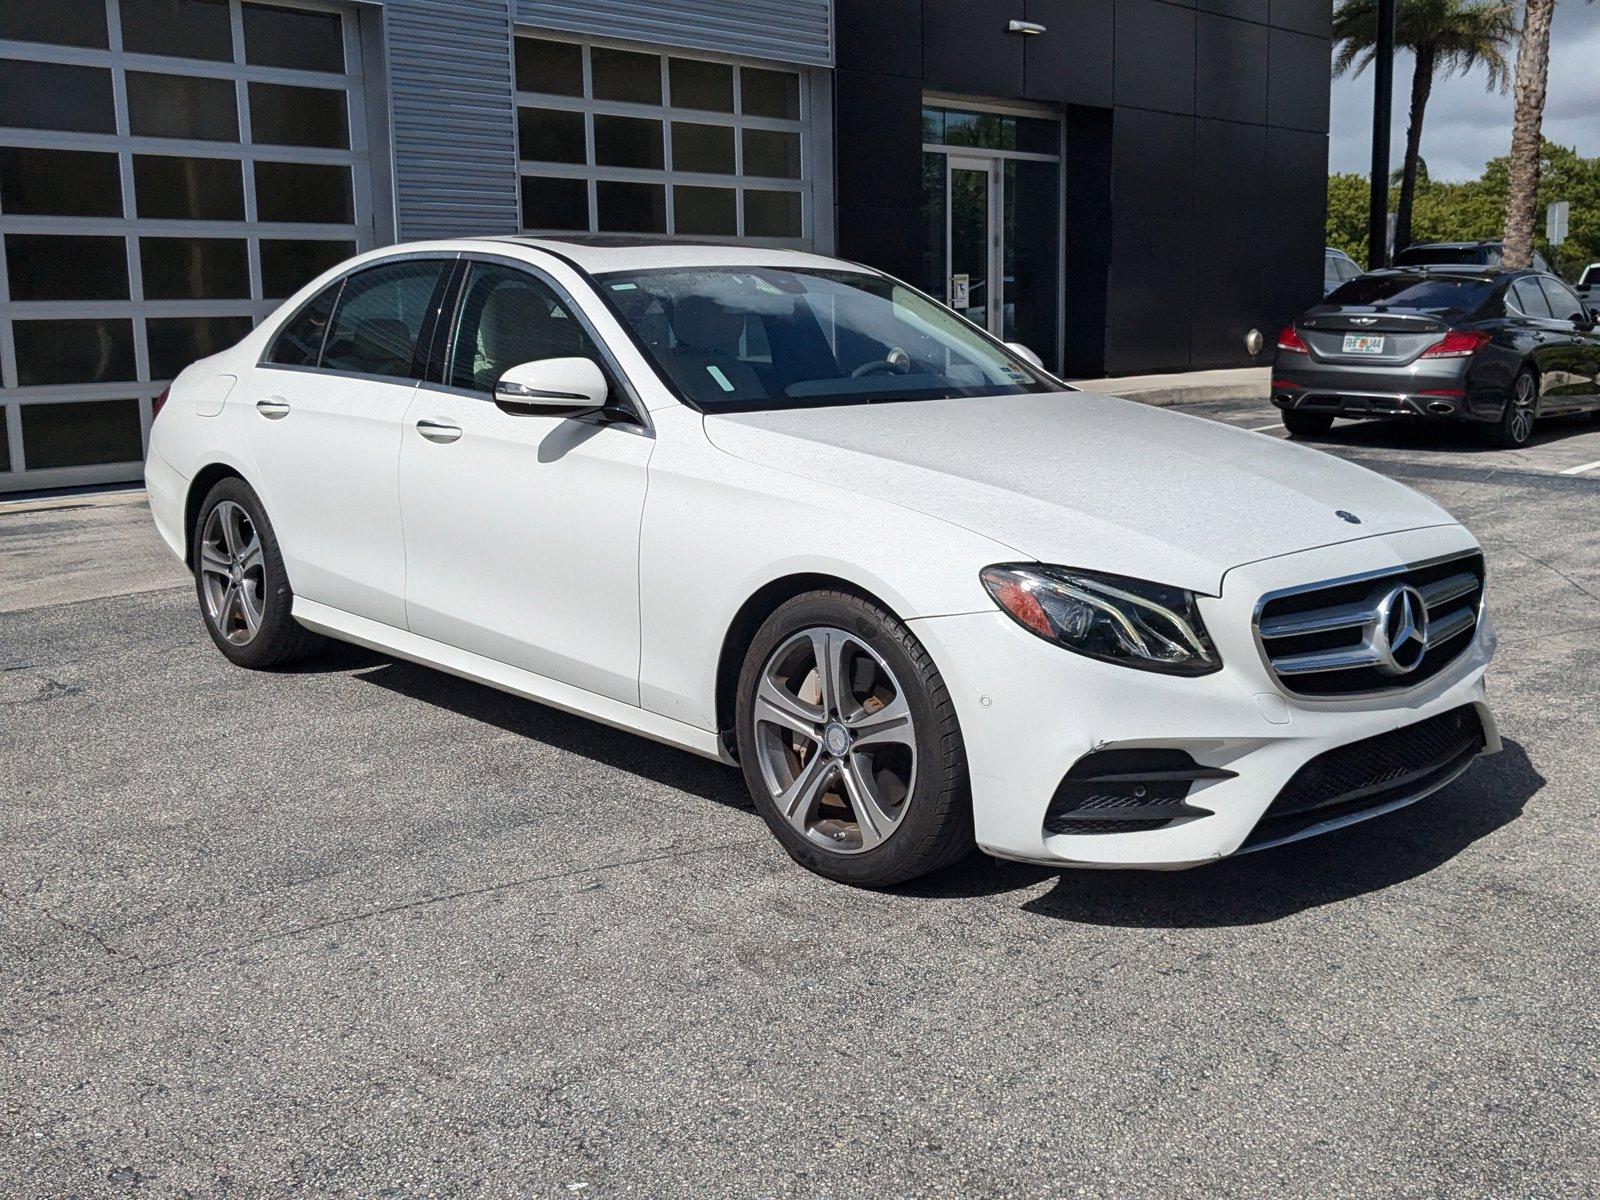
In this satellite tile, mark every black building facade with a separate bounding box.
[832,0,1333,376]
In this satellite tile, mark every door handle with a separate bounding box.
[255,397,291,419]
[415,418,462,444]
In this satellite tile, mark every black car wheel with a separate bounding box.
[1485,368,1538,448]
[1282,410,1335,438]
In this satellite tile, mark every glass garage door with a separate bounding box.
[514,33,811,245]
[0,0,374,494]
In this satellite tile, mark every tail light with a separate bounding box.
[1420,330,1491,358]
[1276,325,1309,353]
[151,385,171,421]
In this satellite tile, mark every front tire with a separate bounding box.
[192,477,324,669]
[734,590,972,887]
[1485,368,1538,448]
[1282,410,1334,438]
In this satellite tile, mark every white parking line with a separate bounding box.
[1249,422,1285,432]
[1559,458,1600,476]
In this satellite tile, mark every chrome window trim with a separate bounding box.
[1249,549,1485,704]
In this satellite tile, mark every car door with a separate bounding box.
[247,256,455,628]
[397,256,654,704]
[1506,277,1575,410]
[1537,276,1600,407]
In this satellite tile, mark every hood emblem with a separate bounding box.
[1351,317,1378,326]
[1372,585,1430,675]
[1335,510,1361,524]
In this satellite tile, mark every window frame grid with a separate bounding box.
[513,31,810,247]
[0,0,372,489]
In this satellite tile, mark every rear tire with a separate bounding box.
[192,477,325,669]
[734,590,972,887]
[1484,368,1538,448]
[1282,410,1335,438]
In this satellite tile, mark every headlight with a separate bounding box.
[980,564,1221,675]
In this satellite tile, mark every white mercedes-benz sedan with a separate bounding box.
[145,237,1500,886]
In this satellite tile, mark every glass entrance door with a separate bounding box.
[922,103,1062,369]
[947,157,997,331]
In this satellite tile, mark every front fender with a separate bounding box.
[636,407,1012,731]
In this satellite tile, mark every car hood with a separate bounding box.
[703,391,1456,595]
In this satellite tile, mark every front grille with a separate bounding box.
[1254,552,1484,696]
[1043,748,1233,837]
[1241,705,1486,849]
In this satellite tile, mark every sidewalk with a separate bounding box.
[1068,365,1270,407]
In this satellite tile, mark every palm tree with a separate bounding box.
[1501,0,1591,267]
[1334,0,1515,257]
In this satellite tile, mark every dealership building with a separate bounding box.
[0,0,1330,493]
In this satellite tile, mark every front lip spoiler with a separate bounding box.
[1232,744,1485,855]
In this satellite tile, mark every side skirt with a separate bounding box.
[292,598,729,763]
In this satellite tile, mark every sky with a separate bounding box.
[1328,0,1600,181]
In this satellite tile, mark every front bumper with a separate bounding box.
[910,526,1499,869]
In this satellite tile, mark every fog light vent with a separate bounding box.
[1043,748,1234,836]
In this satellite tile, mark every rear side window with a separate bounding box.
[319,259,449,379]
[268,279,341,366]
[444,262,605,393]
[1538,277,1585,322]
[1511,278,1553,318]
[1325,274,1495,317]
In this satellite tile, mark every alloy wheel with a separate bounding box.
[751,626,917,854]
[1509,374,1536,443]
[198,500,266,645]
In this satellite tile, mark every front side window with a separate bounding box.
[318,259,448,379]
[598,266,1054,412]
[445,262,605,394]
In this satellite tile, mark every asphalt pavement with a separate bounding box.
[2,402,1597,1197]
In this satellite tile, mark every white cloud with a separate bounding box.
[1329,1,1600,181]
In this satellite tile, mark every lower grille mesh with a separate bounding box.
[1243,705,1486,849]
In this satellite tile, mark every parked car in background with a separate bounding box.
[1272,266,1600,447]
[1394,240,1552,273]
[1324,247,1362,296]
[145,238,1500,887]
[1578,263,1600,307]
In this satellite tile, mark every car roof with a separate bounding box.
[471,235,857,276]
[1401,240,1497,250]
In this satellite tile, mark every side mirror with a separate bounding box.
[1004,342,1044,369]
[494,357,609,412]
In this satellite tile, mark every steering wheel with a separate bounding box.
[850,348,912,379]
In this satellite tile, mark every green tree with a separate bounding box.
[1333,0,1515,258]
[1330,140,1600,279]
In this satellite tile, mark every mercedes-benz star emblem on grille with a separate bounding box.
[1373,584,1429,675]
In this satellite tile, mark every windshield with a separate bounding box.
[594,266,1056,411]
[1325,274,1497,317]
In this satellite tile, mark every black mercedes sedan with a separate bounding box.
[1272,267,1600,448]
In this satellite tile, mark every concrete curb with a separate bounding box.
[1067,366,1271,408]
